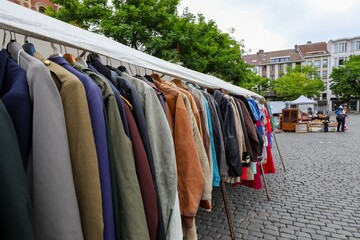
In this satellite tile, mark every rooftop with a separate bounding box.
[297,42,330,57]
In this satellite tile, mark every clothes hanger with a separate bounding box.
[63,46,76,64]
[2,30,7,49]
[23,35,36,56]
[63,46,75,63]
[10,32,16,41]
[49,42,62,58]
[106,57,112,66]
[128,64,135,76]
[75,50,88,67]
[117,60,129,73]
[172,78,189,90]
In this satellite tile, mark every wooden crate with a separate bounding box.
[295,123,308,133]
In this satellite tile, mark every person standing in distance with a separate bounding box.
[335,105,347,132]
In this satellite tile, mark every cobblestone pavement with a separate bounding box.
[196,114,360,240]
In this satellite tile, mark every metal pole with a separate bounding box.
[260,163,271,201]
[220,180,236,240]
[273,132,286,172]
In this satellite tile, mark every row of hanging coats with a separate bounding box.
[0,38,276,240]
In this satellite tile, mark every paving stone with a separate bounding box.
[320,226,337,233]
[208,232,221,239]
[279,227,295,235]
[242,234,258,240]
[263,234,277,240]
[294,222,307,228]
[216,228,231,235]
[295,231,311,238]
[336,229,354,236]
[306,224,321,230]
[262,228,280,237]
[325,223,343,230]
[310,234,326,240]
[301,228,316,234]
[315,230,331,236]
[279,233,297,239]
[247,230,264,238]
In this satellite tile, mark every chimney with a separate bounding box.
[257,49,264,55]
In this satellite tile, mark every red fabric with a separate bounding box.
[263,145,275,174]
[123,103,158,240]
[241,163,262,189]
[263,108,276,174]
[241,166,248,180]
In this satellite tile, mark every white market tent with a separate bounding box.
[290,95,317,113]
[0,1,260,97]
[290,95,317,105]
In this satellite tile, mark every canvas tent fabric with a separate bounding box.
[290,95,317,105]
[0,1,260,97]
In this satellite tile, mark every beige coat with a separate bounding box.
[34,53,103,240]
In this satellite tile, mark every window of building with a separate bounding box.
[270,57,291,63]
[278,64,284,71]
[322,59,328,68]
[316,71,321,78]
[323,82,327,89]
[252,67,258,73]
[352,41,360,52]
[334,43,347,53]
[38,6,46,13]
[270,65,275,73]
[270,75,275,80]
[338,57,345,66]
[322,70,327,79]
[322,93,327,99]
[314,60,321,68]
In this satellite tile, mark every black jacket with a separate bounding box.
[213,90,242,177]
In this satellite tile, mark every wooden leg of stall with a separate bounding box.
[260,163,271,201]
[273,132,286,172]
[221,180,236,240]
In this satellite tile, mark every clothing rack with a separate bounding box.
[0,3,278,240]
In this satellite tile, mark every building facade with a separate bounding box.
[9,0,59,12]
[327,36,360,111]
[243,39,360,113]
[296,42,331,112]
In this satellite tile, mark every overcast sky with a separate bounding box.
[179,0,360,54]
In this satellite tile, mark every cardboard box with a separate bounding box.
[296,123,308,133]
[328,126,337,132]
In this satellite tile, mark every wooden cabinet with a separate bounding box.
[281,109,299,132]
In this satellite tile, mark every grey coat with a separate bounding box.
[121,73,181,238]
[7,42,83,240]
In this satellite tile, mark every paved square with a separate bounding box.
[196,114,360,239]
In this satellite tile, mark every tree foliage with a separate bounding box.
[330,55,360,103]
[239,71,271,96]
[271,65,324,100]
[47,0,250,86]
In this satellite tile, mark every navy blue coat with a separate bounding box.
[50,56,116,240]
[0,49,32,166]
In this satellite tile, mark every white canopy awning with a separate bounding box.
[0,1,260,97]
[290,95,317,105]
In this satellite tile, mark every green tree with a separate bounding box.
[330,55,360,107]
[240,71,271,96]
[46,0,111,30]
[47,1,249,86]
[272,65,324,100]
